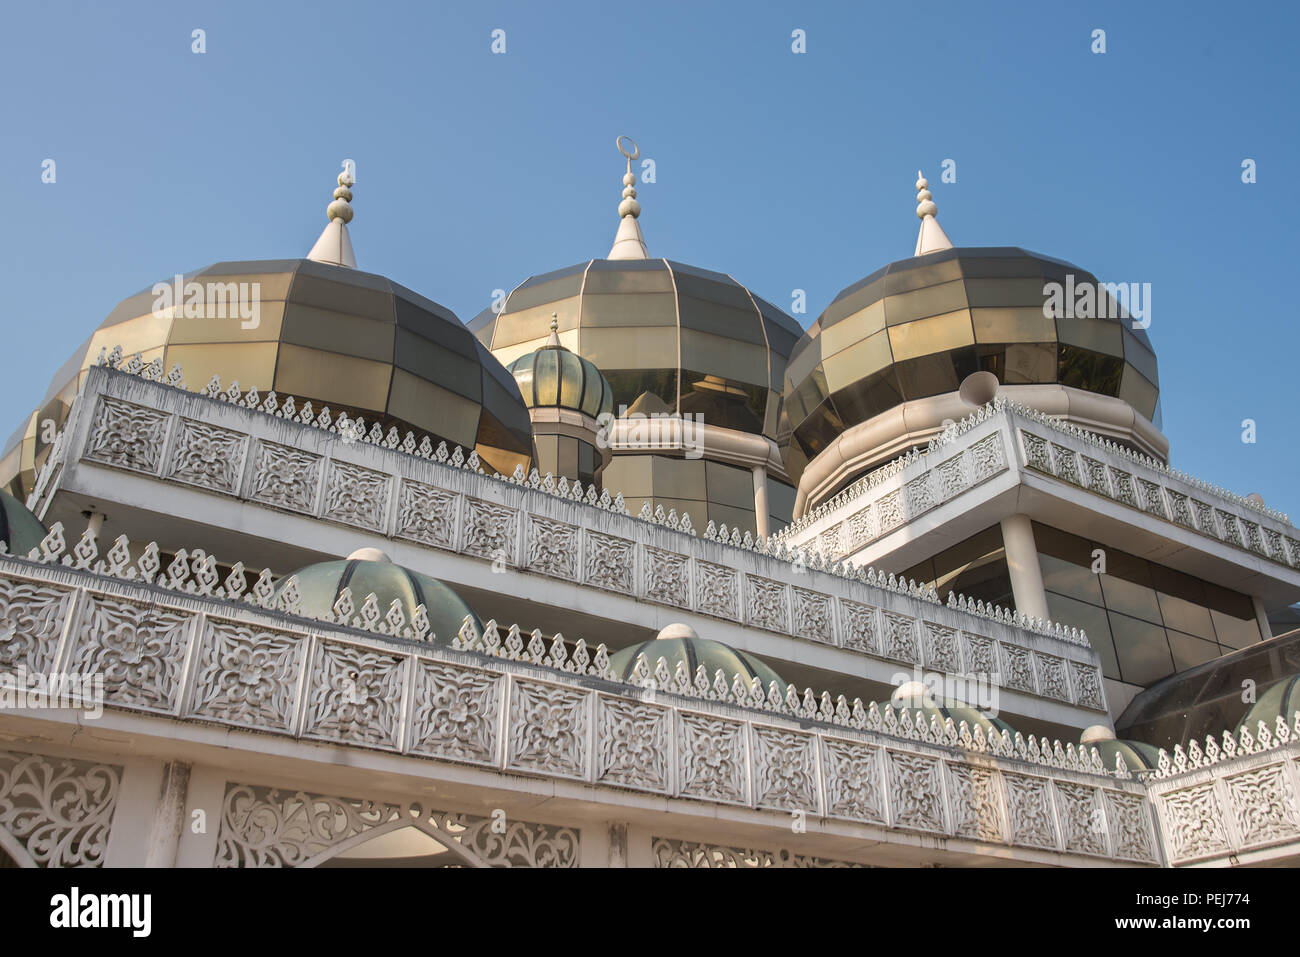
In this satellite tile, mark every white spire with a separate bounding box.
[913,170,953,256]
[607,135,648,260]
[307,162,357,268]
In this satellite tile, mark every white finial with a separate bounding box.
[307,161,358,268]
[544,312,562,347]
[913,169,953,256]
[608,135,649,260]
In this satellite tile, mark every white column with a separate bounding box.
[999,514,1049,621]
[752,466,770,539]
[1252,596,1273,641]
[144,761,191,867]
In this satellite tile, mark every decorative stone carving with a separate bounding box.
[644,546,689,607]
[1160,782,1229,862]
[1070,662,1104,711]
[695,561,738,620]
[167,418,246,493]
[584,531,634,594]
[0,577,72,676]
[792,587,833,644]
[322,460,390,531]
[923,622,961,673]
[408,660,502,766]
[752,726,818,812]
[1168,490,1194,527]
[248,441,321,513]
[964,633,997,678]
[905,473,937,516]
[1222,765,1300,847]
[1052,444,1081,485]
[821,738,885,823]
[506,679,589,778]
[1138,478,1167,519]
[188,619,303,731]
[846,504,874,550]
[1004,773,1058,849]
[969,434,1006,481]
[1000,643,1035,693]
[68,593,192,713]
[838,600,879,654]
[394,480,458,551]
[881,612,918,663]
[526,516,579,579]
[1021,431,1052,472]
[947,765,1004,842]
[677,712,747,805]
[85,397,169,474]
[1110,469,1137,507]
[1035,653,1070,702]
[876,490,904,534]
[935,455,967,500]
[300,639,405,749]
[462,498,517,565]
[746,576,789,633]
[650,837,861,868]
[1105,789,1155,862]
[0,750,121,867]
[596,696,668,792]
[1081,455,1109,494]
[1054,782,1107,857]
[886,750,946,832]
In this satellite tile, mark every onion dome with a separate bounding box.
[276,548,481,644]
[1235,674,1300,737]
[1079,726,1160,772]
[781,173,1162,502]
[888,682,1015,739]
[0,491,47,556]
[507,317,614,419]
[1,168,535,495]
[609,623,784,689]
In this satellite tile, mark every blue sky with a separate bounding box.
[3,1,1296,511]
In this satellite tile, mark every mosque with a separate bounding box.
[0,140,1296,868]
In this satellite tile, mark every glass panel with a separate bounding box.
[882,280,969,326]
[1169,631,1222,672]
[680,371,766,433]
[978,343,1056,383]
[579,292,677,327]
[1099,573,1163,624]
[894,347,979,400]
[558,351,583,409]
[1056,316,1123,355]
[680,329,768,385]
[1057,345,1123,395]
[1046,593,1120,679]
[1109,612,1176,685]
[1157,592,1216,640]
[1039,553,1104,604]
[1119,365,1159,419]
[971,307,1056,343]
[822,330,893,393]
[963,278,1052,309]
[819,301,886,358]
[887,310,975,361]
[534,349,559,406]
[1211,609,1261,649]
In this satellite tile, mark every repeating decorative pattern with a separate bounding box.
[1055,782,1108,857]
[1106,790,1155,862]
[677,712,747,804]
[507,680,588,778]
[408,661,501,766]
[248,441,321,513]
[167,418,246,493]
[1222,765,1300,847]
[188,619,303,731]
[752,726,818,812]
[0,750,121,867]
[821,739,885,823]
[585,531,634,594]
[1004,773,1057,849]
[527,516,579,579]
[394,480,459,550]
[644,547,690,607]
[596,697,668,792]
[85,397,169,474]
[923,622,961,673]
[792,587,834,644]
[69,594,191,712]
[1070,662,1104,711]
[651,837,862,868]
[881,612,918,663]
[1159,783,1230,862]
[746,575,789,633]
[948,765,1004,842]
[838,600,879,654]
[462,498,518,564]
[1000,644,1036,693]
[0,578,71,676]
[322,460,390,531]
[300,640,405,749]
[695,561,738,620]
[887,750,946,832]
[1036,653,1070,701]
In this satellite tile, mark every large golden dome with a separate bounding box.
[3,258,535,493]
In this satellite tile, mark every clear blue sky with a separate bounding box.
[3,1,1296,512]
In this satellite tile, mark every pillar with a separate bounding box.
[999,514,1049,621]
[1252,595,1273,641]
[752,466,770,540]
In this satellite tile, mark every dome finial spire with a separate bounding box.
[545,311,562,347]
[608,135,649,260]
[913,169,953,257]
[307,160,358,268]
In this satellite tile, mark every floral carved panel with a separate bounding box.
[752,725,819,812]
[838,600,879,654]
[166,418,247,493]
[886,750,946,832]
[408,660,501,766]
[394,480,459,551]
[526,516,579,580]
[248,441,321,514]
[84,397,170,475]
[821,738,885,824]
[506,679,589,779]
[792,588,833,644]
[1160,782,1229,863]
[677,711,747,805]
[461,498,517,566]
[0,750,121,867]
[584,531,634,594]
[322,460,391,532]
[746,576,789,633]
[947,764,1004,843]
[644,547,689,608]
[1004,773,1058,850]
[0,577,73,677]
[596,695,669,792]
[301,640,405,750]
[695,561,738,620]
[68,593,192,713]
[187,619,304,732]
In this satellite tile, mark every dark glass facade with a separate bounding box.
[1034,523,1261,687]
[902,525,1014,609]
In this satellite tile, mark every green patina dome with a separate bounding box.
[1087,737,1161,772]
[1235,675,1300,738]
[609,631,784,689]
[277,552,480,643]
[507,328,614,420]
[0,491,47,556]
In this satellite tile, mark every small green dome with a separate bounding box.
[1088,738,1161,772]
[507,330,614,420]
[0,491,47,556]
[609,632,784,689]
[277,552,480,644]
[1235,675,1300,738]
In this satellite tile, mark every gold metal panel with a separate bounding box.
[582,327,678,369]
[167,301,286,344]
[274,343,392,411]
[819,301,885,358]
[650,456,708,501]
[1056,317,1123,355]
[882,279,968,326]
[705,460,756,509]
[971,307,1056,343]
[1119,366,1159,419]
[494,299,581,347]
[388,368,480,445]
[164,343,279,393]
[887,310,974,361]
[87,312,174,360]
[579,292,677,327]
[679,329,767,385]
[822,330,893,394]
[280,304,394,362]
